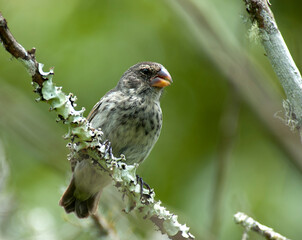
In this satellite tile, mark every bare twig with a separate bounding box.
[244,0,302,135]
[0,14,44,86]
[91,214,119,240]
[234,212,290,240]
[0,12,194,240]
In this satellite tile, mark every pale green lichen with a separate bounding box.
[282,99,299,131]
[248,21,261,43]
[275,99,299,132]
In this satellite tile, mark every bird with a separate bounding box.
[59,62,172,218]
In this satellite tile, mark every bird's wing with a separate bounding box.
[87,100,102,122]
[87,89,116,122]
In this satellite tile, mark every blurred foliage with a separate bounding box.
[1,0,302,239]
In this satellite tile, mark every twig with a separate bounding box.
[0,12,194,240]
[244,0,302,136]
[234,212,290,240]
[91,214,120,240]
[241,230,249,240]
[0,15,44,86]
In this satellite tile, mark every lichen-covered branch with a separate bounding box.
[0,12,194,240]
[170,0,302,173]
[244,0,302,135]
[234,212,290,240]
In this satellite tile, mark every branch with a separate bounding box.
[244,0,302,135]
[234,212,290,240]
[0,12,194,240]
[169,0,302,172]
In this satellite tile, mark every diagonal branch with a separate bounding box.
[0,12,194,240]
[234,212,290,240]
[169,0,302,173]
[244,0,302,136]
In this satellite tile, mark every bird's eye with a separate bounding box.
[140,68,151,75]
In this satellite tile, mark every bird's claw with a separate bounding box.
[103,140,113,159]
[267,0,272,6]
[136,175,153,201]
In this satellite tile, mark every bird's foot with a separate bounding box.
[136,175,153,202]
[103,140,113,159]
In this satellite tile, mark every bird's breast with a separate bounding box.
[90,95,163,164]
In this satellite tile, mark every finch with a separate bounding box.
[59,62,172,218]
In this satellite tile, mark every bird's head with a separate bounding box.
[117,62,173,99]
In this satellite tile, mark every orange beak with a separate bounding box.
[150,67,173,88]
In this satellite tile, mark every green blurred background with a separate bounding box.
[1,0,302,239]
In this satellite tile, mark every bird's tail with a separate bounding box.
[59,177,101,218]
